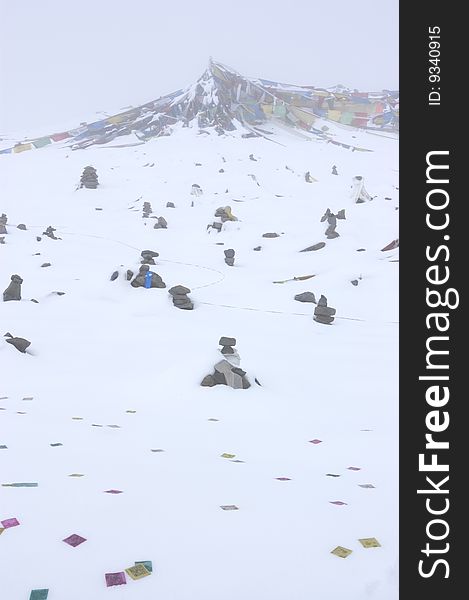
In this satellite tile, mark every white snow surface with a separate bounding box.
[0,124,398,600]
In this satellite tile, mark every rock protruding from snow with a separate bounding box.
[5,333,31,353]
[300,242,326,252]
[201,338,250,389]
[17,223,27,231]
[43,226,61,240]
[313,295,336,325]
[262,232,280,238]
[332,165,338,175]
[80,166,99,189]
[130,265,166,289]
[224,249,235,266]
[168,285,193,310]
[191,184,203,197]
[294,292,316,303]
[153,216,167,229]
[3,274,23,302]
[215,206,237,223]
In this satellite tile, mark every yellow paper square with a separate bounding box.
[125,564,151,580]
[221,453,235,459]
[331,546,352,558]
[0,528,5,535]
[359,537,381,548]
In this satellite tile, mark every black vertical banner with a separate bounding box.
[401,2,462,597]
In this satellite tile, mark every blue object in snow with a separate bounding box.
[144,272,152,288]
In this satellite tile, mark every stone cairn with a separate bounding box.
[191,184,203,197]
[130,265,166,289]
[142,201,152,218]
[332,165,338,175]
[201,337,251,389]
[351,176,373,203]
[4,333,31,353]
[80,166,99,189]
[43,226,60,240]
[168,285,193,310]
[0,213,7,235]
[153,216,168,229]
[224,249,235,266]
[320,208,346,239]
[140,249,159,265]
[313,295,336,325]
[3,274,23,301]
[208,206,237,232]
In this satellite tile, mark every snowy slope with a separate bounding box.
[0,123,398,600]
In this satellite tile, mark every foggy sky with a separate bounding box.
[0,0,398,136]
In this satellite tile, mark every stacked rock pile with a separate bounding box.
[140,250,159,265]
[130,265,166,289]
[153,217,167,229]
[142,202,152,218]
[191,184,203,197]
[313,295,336,325]
[168,285,193,310]
[80,166,99,189]
[224,249,235,266]
[200,337,251,389]
[3,274,23,301]
[0,213,7,235]
[351,176,373,203]
[208,205,237,232]
[320,208,346,239]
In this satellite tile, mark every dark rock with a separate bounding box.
[221,346,235,355]
[141,250,159,258]
[153,216,168,229]
[110,271,119,281]
[36,237,42,242]
[317,295,328,307]
[262,233,279,238]
[169,285,191,296]
[17,224,27,230]
[332,165,338,175]
[219,337,236,347]
[224,249,235,258]
[6,336,31,353]
[300,242,325,252]
[356,248,366,252]
[201,374,216,387]
[315,305,336,317]
[31,299,39,303]
[3,274,23,301]
[231,367,246,377]
[166,202,175,208]
[213,371,227,385]
[253,246,262,251]
[126,270,134,281]
[40,263,51,268]
[351,279,359,286]
[294,292,316,303]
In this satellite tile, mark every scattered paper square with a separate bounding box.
[358,537,381,548]
[329,500,347,505]
[151,449,164,452]
[126,410,137,413]
[135,561,153,573]
[358,484,375,489]
[347,466,361,471]
[29,590,49,600]
[63,534,87,547]
[23,397,34,401]
[68,473,85,477]
[325,473,341,477]
[221,453,235,459]
[331,546,352,558]
[309,439,323,444]
[275,477,291,481]
[50,443,63,447]
[231,460,245,463]
[220,505,239,511]
[91,424,103,427]
[207,418,219,422]
[107,424,121,428]
[0,528,5,535]
[105,572,127,587]
[125,564,151,580]
[2,482,38,487]
[1,518,20,528]
[72,417,84,420]
[104,489,123,494]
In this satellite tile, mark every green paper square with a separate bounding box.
[135,560,153,573]
[30,590,49,600]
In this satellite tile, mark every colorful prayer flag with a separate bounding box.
[125,564,151,580]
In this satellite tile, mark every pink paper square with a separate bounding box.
[105,572,127,587]
[347,466,361,471]
[63,534,86,547]
[104,489,123,494]
[275,477,291,481]
[329,501,348,506]
[309,439,323,444]
[1,518,20,528]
